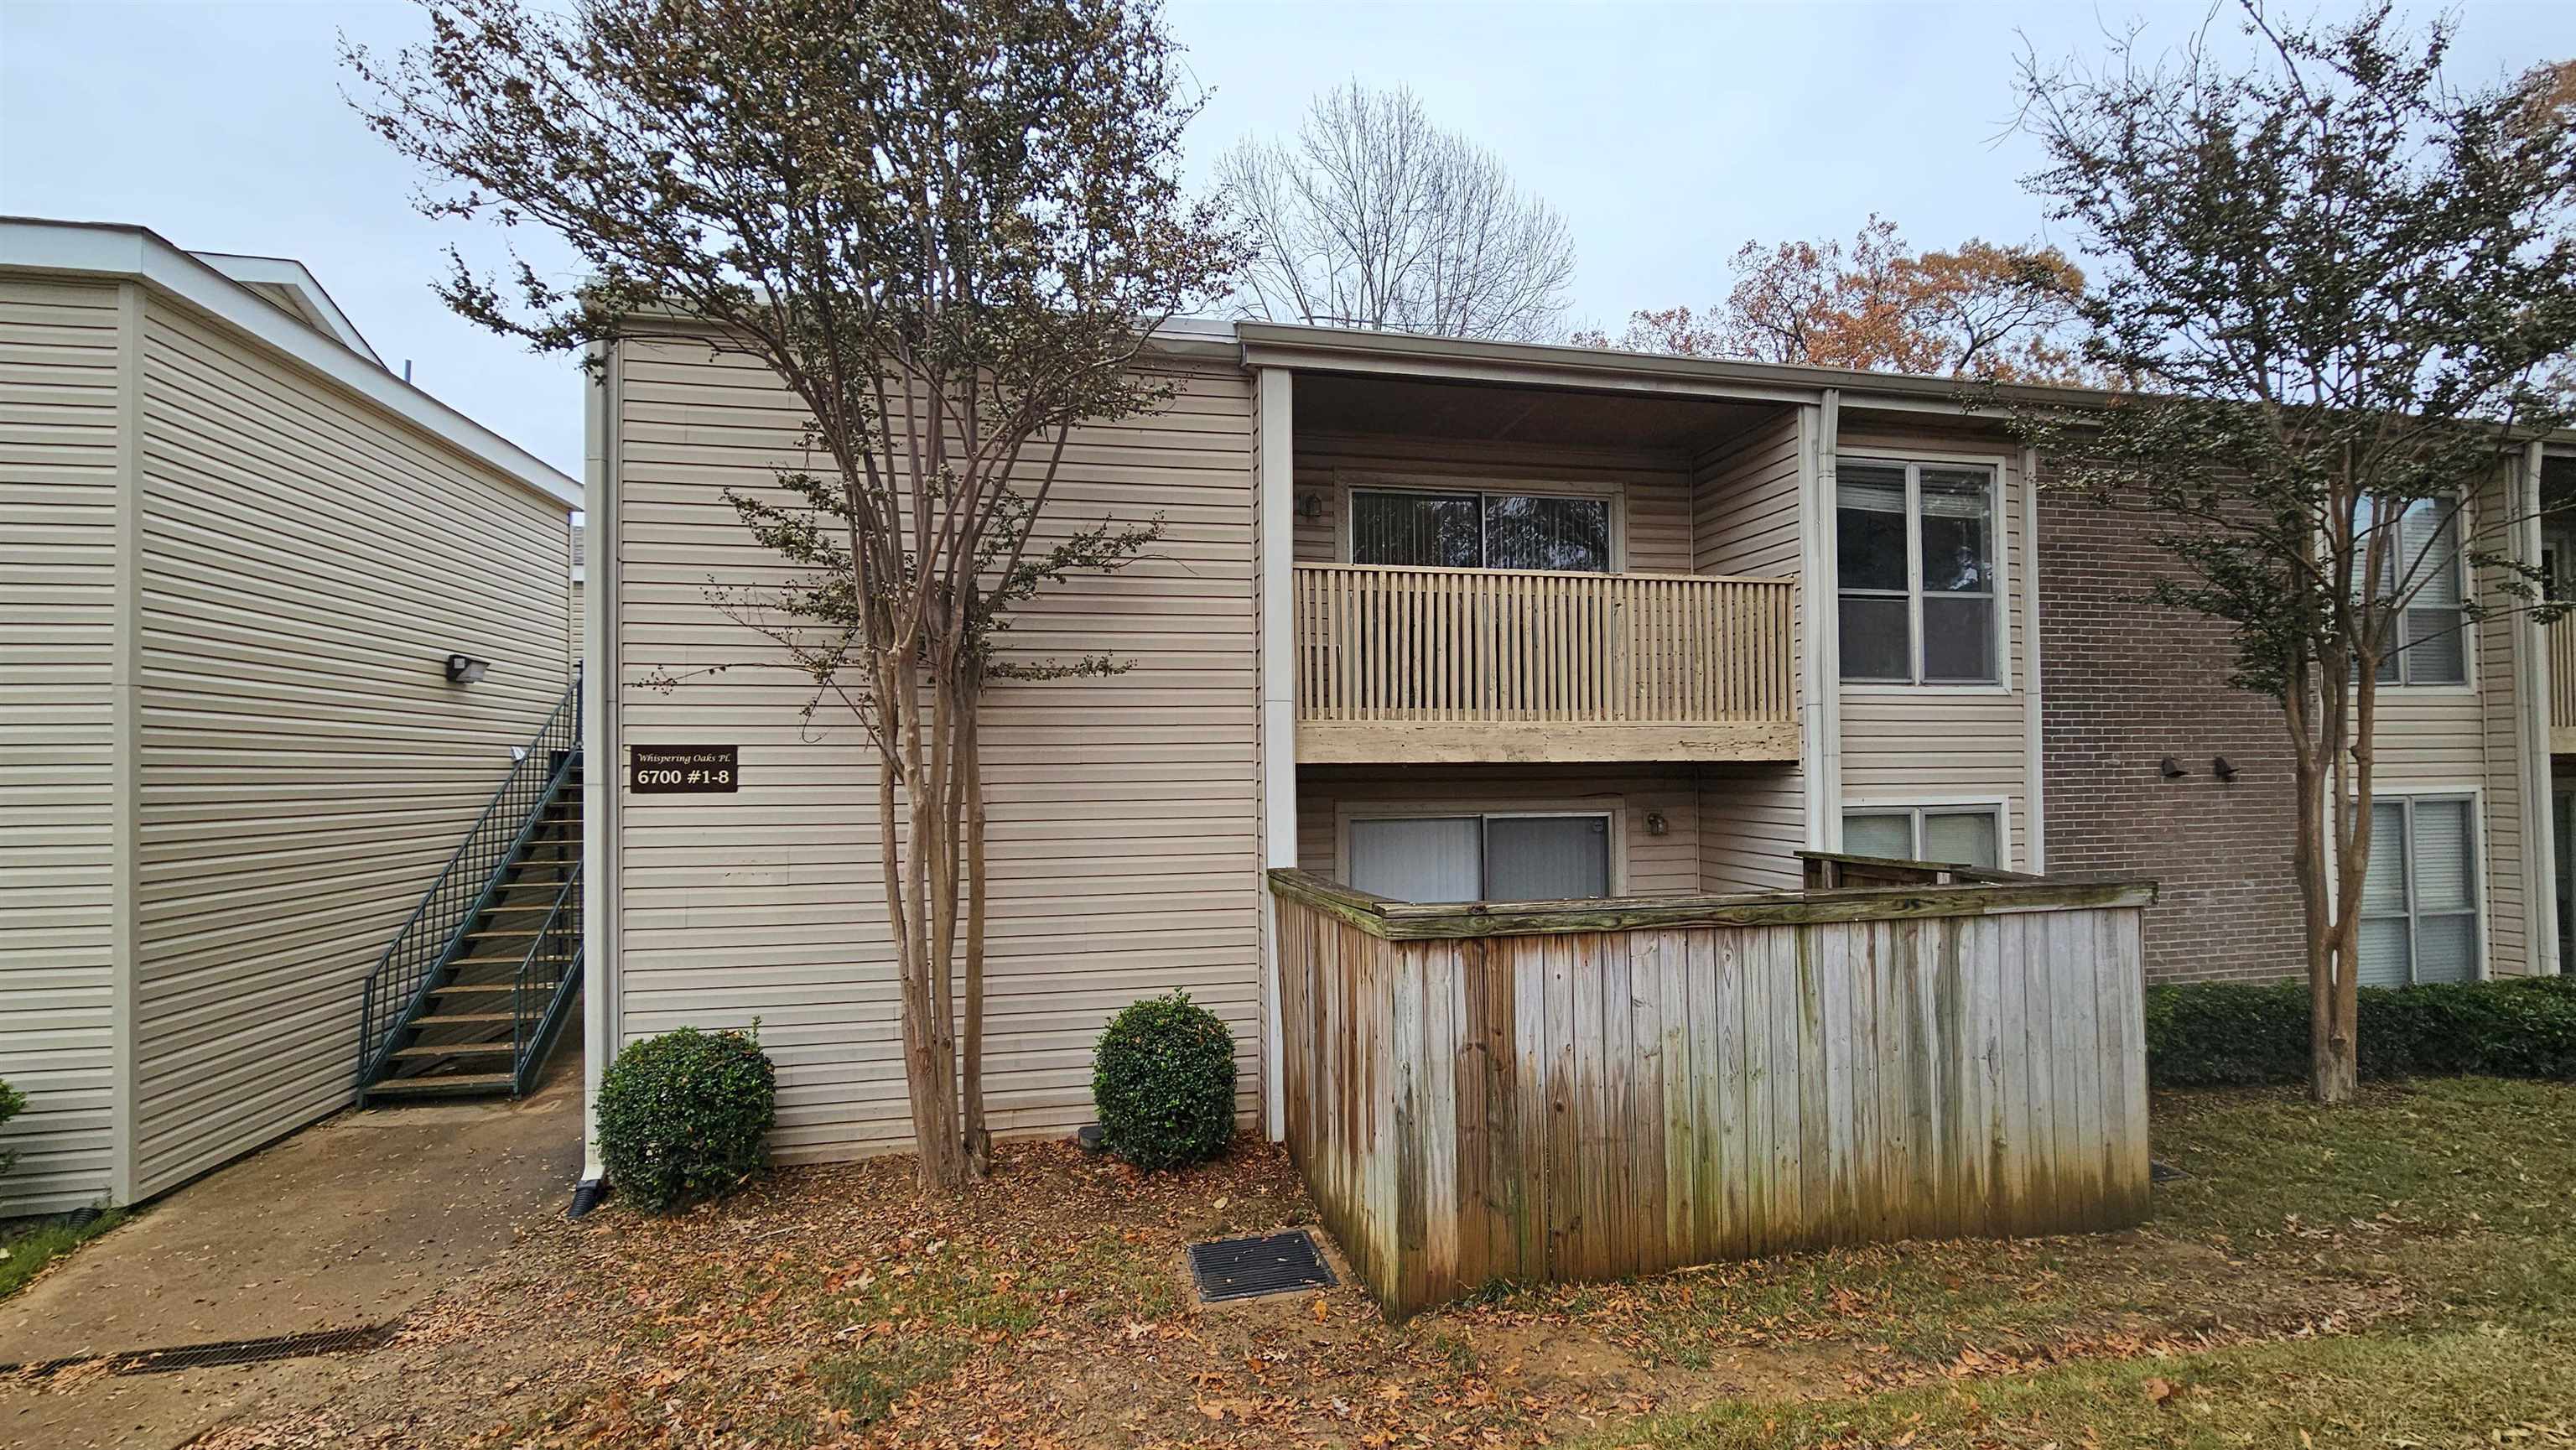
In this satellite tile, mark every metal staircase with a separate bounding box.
[357,676,584,1104]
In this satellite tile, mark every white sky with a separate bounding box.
[4,0,2568,479]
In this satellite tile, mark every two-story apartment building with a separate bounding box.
[578,320,2570,1176]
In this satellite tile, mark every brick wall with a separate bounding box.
[2038,495,2309,984]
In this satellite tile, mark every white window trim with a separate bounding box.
[1335,800,1628,900]
[2356,787,2488,985]
[1838,794,2014,871]
[2365,492,2478,694]
[1834,450,2015,695]
[1335,470,1629,573]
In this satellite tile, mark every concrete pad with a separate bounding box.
[0,1050,581,1449]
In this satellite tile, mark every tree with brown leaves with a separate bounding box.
[1579,216,2090,383]
[347,0,1248,1192]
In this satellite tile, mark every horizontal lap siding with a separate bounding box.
[1837,425,2032,868]
[0,277,124,1213]
[611,343,1261,1161]
[1694,417,1807,891]
[2474,464,2531,974]
[131,299,569,1197]
[1291,433,1696,573]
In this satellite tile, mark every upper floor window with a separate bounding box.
[2361,496,2468,687]
[1349,487,1612,573]
[1836,459,1998,684]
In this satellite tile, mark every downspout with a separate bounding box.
[571,340,620,1216]
[1256,366,1296,1141]
[1800,391,1844,849]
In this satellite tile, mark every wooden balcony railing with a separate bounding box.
[1292,562,1798,763]
[2552,613,2576,749]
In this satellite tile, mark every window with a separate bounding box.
[2361,496,2469,686]
[1840,805,2002,870]
[1347,813,1613,903]
[1349,488,1613,572]
[1836,460,1999,684]
[2357,795,2479,986]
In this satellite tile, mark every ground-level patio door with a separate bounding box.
[1346,812,1613,904]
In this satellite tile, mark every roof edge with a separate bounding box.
[0,216,579,510]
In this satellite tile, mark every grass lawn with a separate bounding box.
[0,1208,124,1302]
[147,1078,2576,1448]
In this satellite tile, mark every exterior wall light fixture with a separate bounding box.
[2159,756,2189,779]
[445,653,491,684]
[1643,811,1669,836]
[1296,491,1325,520]
[2212,756,2239,781]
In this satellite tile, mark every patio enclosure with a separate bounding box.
[1269,860,2156,1317]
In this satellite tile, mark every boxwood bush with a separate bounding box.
[0,1076,23,1179]
[1093,990,1237,1170]
[597,1026,776,1213]
[2145,975,2576,1088]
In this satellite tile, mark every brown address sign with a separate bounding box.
[630,744,739,794]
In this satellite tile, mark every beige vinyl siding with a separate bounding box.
[0,276,125,1213]
[1692,415,1808,891]
[1696,765,1806,893]
[1296,766,1701,896]
[1292,433,1696,573]
[129,296,569,1197]
[1836,424,2033,868]
[610,340,1261,1162]
[2476,463,2532,974]
[2372,465,2527,974]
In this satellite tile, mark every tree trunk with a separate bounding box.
[886,650,968,1193]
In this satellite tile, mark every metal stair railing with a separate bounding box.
[511,860,584,1094]
[357,674,582,1091]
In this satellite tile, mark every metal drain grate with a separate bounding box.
[1186,1229,1336,1302]
[2,1323,397,1379]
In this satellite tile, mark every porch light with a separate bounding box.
[445,653,491,685]
[2213,756,2239,781]
[1296,492,1325,519]
[2159,756,2188,779]
[1643,811,1669,836]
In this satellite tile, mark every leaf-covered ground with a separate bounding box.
[123,1078,2576,1447]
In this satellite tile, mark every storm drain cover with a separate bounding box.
[1187,1229,1336,1302]
[0,1323,397,1379]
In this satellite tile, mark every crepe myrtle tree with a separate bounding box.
[346,0,1248,1192]
[2007,3,2576,1102]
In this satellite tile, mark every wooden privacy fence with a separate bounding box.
[1270,867,2157,1317]
[1293,563,1796,728]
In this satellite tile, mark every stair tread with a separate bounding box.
[371,1072,516,1095]
[428,982,522,995]
[392,1042,515,1058]
[413,1011,515,1026]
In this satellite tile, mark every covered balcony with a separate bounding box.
[1279,370,1806,767]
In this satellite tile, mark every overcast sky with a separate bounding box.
[4,0,2568,481]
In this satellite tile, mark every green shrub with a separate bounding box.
[0,1077,23,1179]
[1093,991,1237,1170]
[2145,975,2576,1088]
[597,1026,776,1213]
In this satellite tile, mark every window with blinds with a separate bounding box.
[1840,804,2001,869]
[2361,496,2469,686]
[1347,813,1613,903]
[1836,459,1999,684]
[1348,488,1613,573]
[2356,794,2480,987]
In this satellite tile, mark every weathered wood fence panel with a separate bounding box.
[1270,870,2154,1317]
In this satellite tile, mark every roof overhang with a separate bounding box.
[0,216,580,510]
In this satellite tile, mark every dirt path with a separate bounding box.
[0,1053,583,1450]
